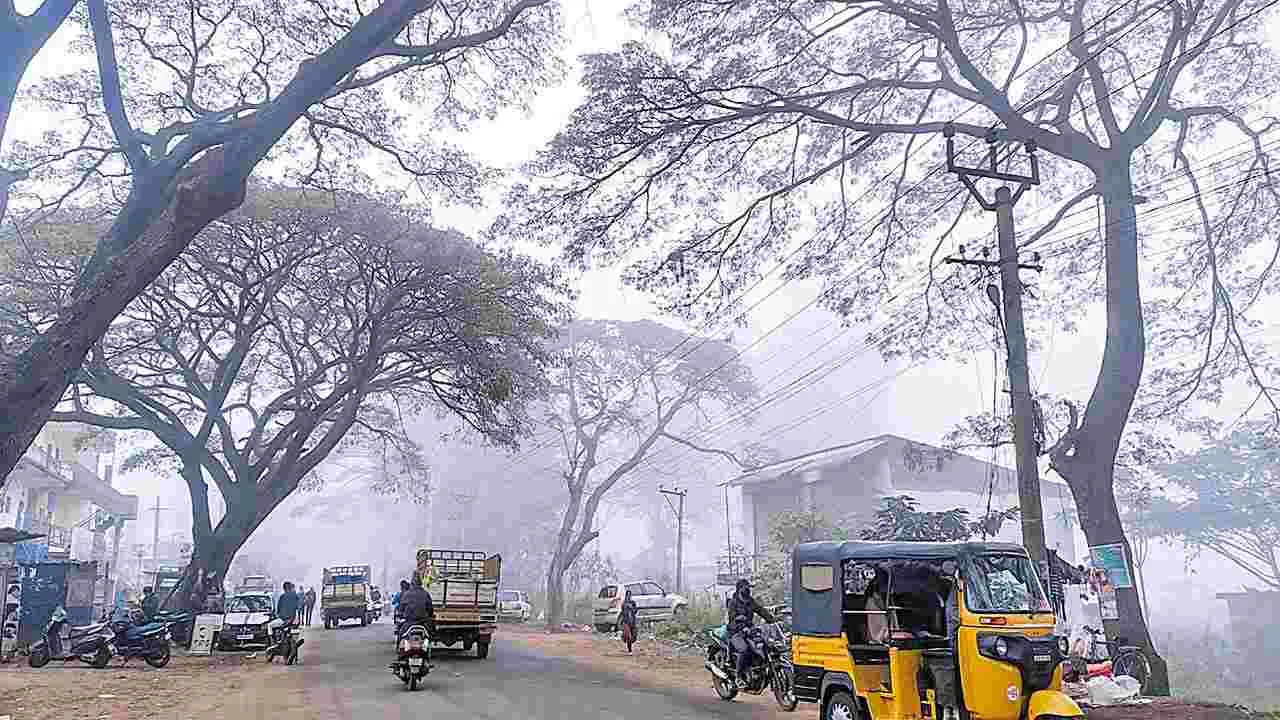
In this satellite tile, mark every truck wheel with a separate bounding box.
[476,640,490,659]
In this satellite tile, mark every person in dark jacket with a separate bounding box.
[140,586,160,620]
[276,581,301,625]
[726,579,774,688]
[397,573,435,638]
[619,589,639,653]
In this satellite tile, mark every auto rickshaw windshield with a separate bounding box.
[963,554,1051,613]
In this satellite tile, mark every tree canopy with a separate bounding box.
[1151,421,1280,589]
[0,0,560,483]
[13,188,561,603]
[541,317,757,626]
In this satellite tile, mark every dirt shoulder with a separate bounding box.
[501,625,1268,720]
[0,653,309,720]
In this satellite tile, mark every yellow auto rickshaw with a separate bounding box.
[789,541,1083,720]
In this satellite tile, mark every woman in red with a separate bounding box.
[619,589,639,653]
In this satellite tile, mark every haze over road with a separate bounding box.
[294,623,776,720]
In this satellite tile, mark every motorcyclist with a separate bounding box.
[727,578,774,689]
[392,579,409,618]
[140,586,160,620]
[397,573,435,639]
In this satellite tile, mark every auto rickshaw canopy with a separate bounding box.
[790,540,1029,637]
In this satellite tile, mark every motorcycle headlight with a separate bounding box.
[994,636,1010,658]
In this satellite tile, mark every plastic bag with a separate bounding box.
[1113,675,1142,696]
[1086,675,1139,706]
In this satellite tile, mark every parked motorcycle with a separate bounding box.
[390,623,433,691]
[108,608,173,668]
[151,609,193,647]
[705,620,797,711]
[264,618,303,665]
[28,606,115,669]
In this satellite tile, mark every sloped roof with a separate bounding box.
[721,435,897,487]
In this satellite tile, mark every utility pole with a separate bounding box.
[943,124,1049,572]
[659,486,687,595]
[150,497,166,572]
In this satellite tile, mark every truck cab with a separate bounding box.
[322,565,373,629]
[417,549,500,658]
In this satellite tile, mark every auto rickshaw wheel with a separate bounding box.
[823,690,859,720]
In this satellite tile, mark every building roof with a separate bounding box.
[721,433,1069,493]
[721,435,894,487]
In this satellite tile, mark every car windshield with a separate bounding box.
[499,591,520,602]
[227,595,272,613]
[964,554,1052,614]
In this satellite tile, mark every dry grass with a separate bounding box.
[0,652,308,720]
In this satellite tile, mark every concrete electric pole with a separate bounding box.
[942,124,1049,572]
[659,486,687,595]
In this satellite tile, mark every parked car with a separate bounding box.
[592,580,686,632]
[220,593,275,650]
[498,590,532,623]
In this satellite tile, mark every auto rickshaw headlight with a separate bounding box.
[994,636,1010,658]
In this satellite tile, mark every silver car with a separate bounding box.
[591,580,687,632]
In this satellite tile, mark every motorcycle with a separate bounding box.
[108,608,173,668]
[705,620,797,711]
[151,609,193,647]
[390,622,433,691]
[28,606,115,669]
[264,618,303,665]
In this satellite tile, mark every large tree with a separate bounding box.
[522,0,1280,690]
[23,191,557,607]
[542,319,756,627]
[0,0,559,482]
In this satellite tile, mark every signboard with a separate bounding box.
[189,613,224,655]
[1089,543,1134,589]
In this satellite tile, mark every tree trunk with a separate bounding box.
[0,150,247,487]
[544,556,566,630]
[1053,158,1170,695]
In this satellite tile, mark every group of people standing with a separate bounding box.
[276,583,318,625]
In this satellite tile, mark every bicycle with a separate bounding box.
[1075,625,1151,691]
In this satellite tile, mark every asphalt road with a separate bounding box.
[295,621,778,720]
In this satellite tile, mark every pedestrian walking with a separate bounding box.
[304,587,317,625]
[620,589,639,654]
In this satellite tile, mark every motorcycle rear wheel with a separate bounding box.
[408,674,420,691]
[91,646,111,669]
[145,642,172,668]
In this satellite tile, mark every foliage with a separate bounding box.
[754,510,837,604]
[860,495,1020,542]
[542,318,757,627]
[1150,422,1280,589]
[0,0,560,485]
[30,190,560,602]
